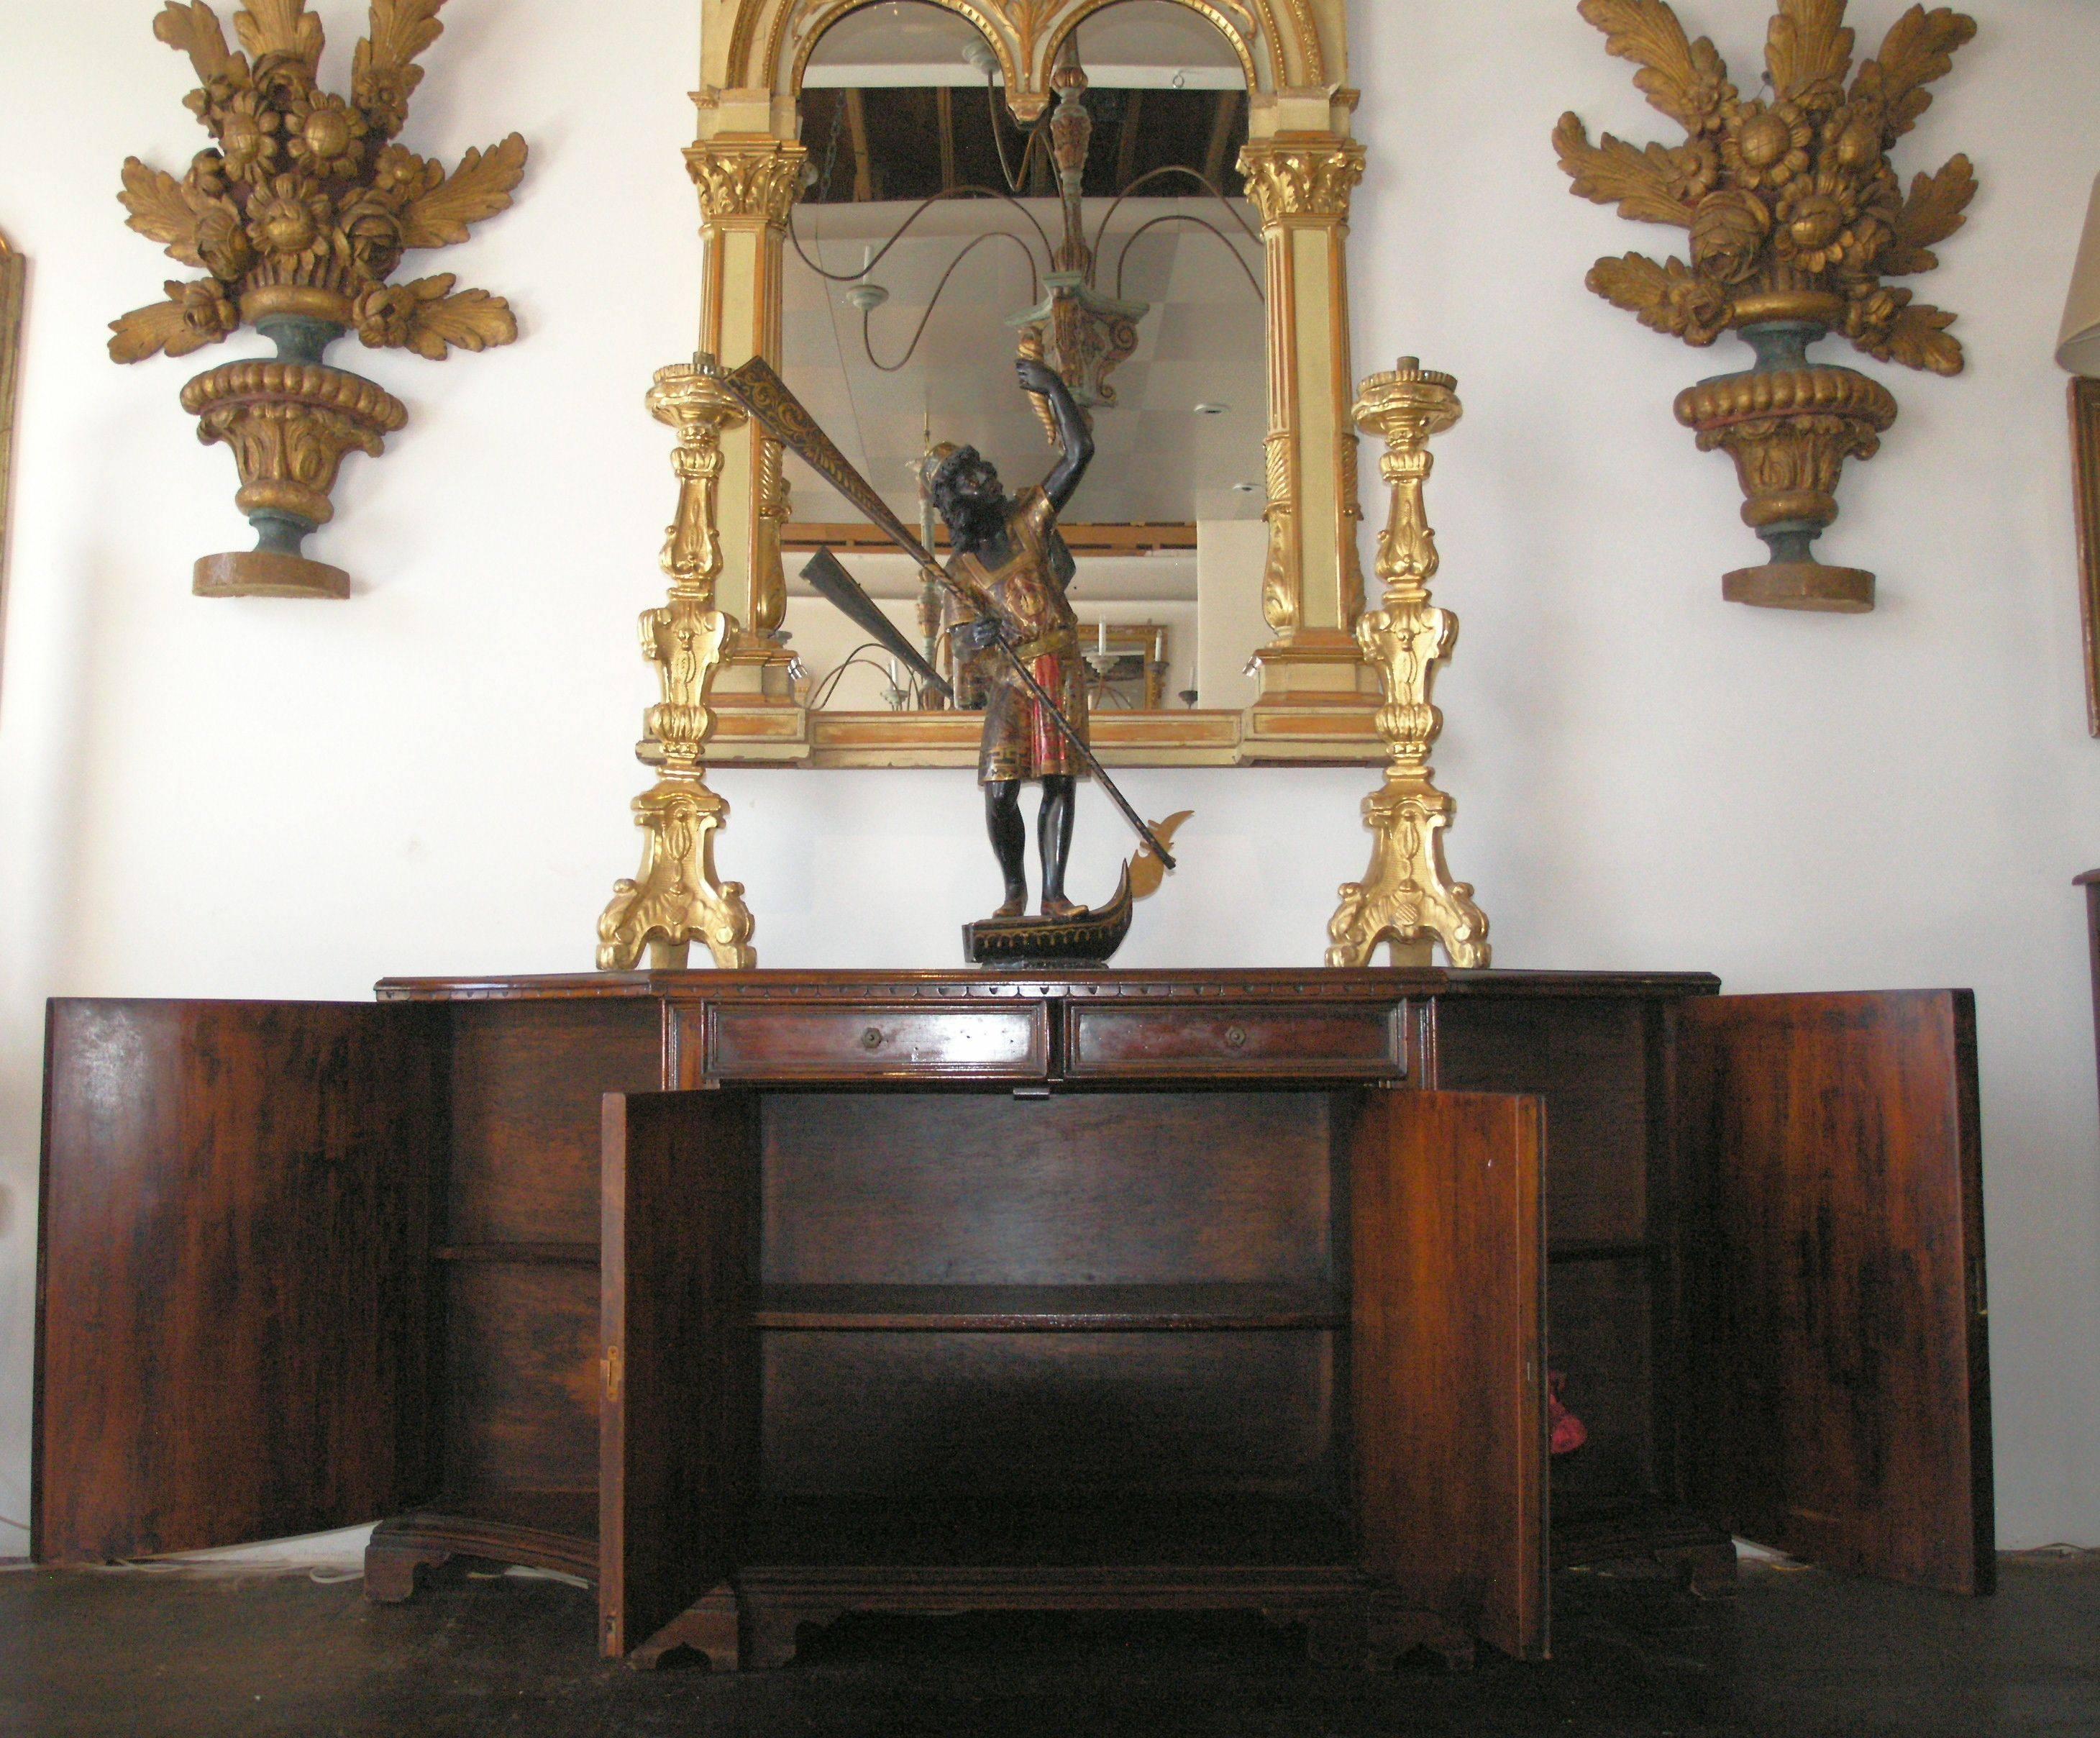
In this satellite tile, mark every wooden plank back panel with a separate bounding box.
[762,1330,1338,1498]
[1433,995,1651,1246]
[36,999,446,1562]
[763,1092,1333,1286]
[1680,991,1994,1593]
[442,1264,600,1496]
[600,1091,762,1657]
[1350,1088,1546,1660]
[447,1000,664,1245]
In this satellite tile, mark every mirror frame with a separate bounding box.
[689,0,1375,767]
[0,231,21,629]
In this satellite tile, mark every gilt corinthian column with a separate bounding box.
[685,135,806,706]
[1237,132,1378,760]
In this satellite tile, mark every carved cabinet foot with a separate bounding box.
[363,1538,450,1603]
[1364,1592,1476,1672]
[628,1584,742,1671]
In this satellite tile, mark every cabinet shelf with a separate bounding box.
[752,1283,1347,1332]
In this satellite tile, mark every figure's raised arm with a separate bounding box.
[1018,356,1094,514]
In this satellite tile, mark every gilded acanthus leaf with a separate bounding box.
[1554,114,1696,226]
[1881,153,1976,275]
[1766,0,1854,102]
[1853,6,1976,139]
[1865,297,1963,373]
[406,277,516,359]
[354,0,444,112]
[152,1,242,83]
[1576,0,1735,134]
[1586,251,1726,345]
[109,282,234,363]
[234,0,324,68]
[119,158,209,266]
[398,134,528,248]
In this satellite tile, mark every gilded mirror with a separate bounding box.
[0,232,21,624]
[690,0,1368,766]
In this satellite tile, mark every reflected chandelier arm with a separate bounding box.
[1112,214,1263,304]
[1088,165,1262,260]
[788,186,1055,283]
[982,70,1051,194]
[860,230,1044,373]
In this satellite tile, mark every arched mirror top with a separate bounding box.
[700,0,1350,132]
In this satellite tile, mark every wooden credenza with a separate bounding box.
[34,968,1996,1668]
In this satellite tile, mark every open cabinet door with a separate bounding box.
[1351,1088,1548,1661]
[599,1091,762,1658]
[1680,991,1994,1593]
[35,999,447,1562]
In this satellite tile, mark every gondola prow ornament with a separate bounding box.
[719,352,1187,966]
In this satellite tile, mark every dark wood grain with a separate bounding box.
[762,1092,1335,1286]
[1350,1087,1547,1662]
[442,1263,600,1495]
[35,999,446,1562]
[1680,991,1994,1594]
[762,1329,1339,1500]
[446,999,664,1245]
[600,1091,762,1658]
[1543,1256,1656,1505]
[754,1282,1346,1331]
[1433,993,1656,1245]
[1064,1003,1405,1080]
[698,1003,1050,1083]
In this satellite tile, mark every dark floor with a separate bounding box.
[0,1555,2094,1738]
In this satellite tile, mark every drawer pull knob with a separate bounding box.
[860,1027,886,1051]
[1223,1025,1248,1050]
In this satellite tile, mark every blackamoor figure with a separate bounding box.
[926,355,1097,919]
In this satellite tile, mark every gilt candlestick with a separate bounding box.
[1327,360,1490,970]
[596,357,757,971]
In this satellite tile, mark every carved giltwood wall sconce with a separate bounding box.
[1328,361,1489,970]
[111,0,526,599]
[1558,0,1977,611]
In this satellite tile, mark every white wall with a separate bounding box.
[0,0,2094,1560]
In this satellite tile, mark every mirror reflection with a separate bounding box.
[780,0,1267,716]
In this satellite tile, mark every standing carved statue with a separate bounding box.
[928,355,1096,917]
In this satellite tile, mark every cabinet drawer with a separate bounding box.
[690,1004,1050,1083]
[1064,1003,1406,1080]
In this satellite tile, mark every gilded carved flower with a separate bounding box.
[1843,283,1904,340]
[194,199,255,282]
[356,69,416,143]
[337,192,405,282]
[285,91,369,179]
[1668,271,1732,346]
[245,175,334,267]
[186,149,229,198]
[249,52,315,104]
[1721,101,1812,191]
[1827,111,1885,175]
[214,90,281,181]
[177,277,240,343]
[371,144,441,204]
[1775,170,1861,276]
[1690,188,1771,285]
[352,283,418,349]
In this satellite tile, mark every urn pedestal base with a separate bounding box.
[193,549,350,599]
[1721,560,1875,614]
